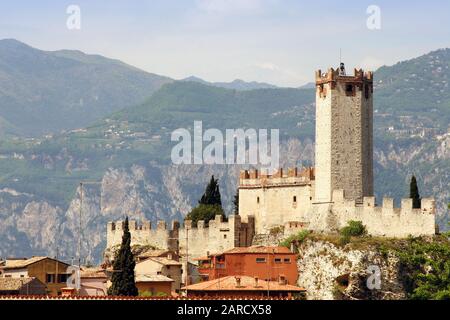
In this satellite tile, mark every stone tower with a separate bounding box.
[314,64,374,203]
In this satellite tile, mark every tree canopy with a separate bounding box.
[186,175,226,226]
[410,175,421,209]
[108,217,138,296]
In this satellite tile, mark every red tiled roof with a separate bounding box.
[136,257,182,266]
[223,246,293,255]
[182,276,305,292]
[2,257,70,270]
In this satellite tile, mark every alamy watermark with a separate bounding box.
[366,5,381,30]
[66,265,81,290]
[171,121,279,173]
[66,5,81,30]
[367,265,381,290]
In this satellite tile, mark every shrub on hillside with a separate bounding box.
[340,221,367,237]
[280,230,310,249]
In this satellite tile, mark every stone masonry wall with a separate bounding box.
[106,214,255,260]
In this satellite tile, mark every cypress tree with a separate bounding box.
[410,175,421,209]
[186,175,226,226]
[108,217,138,296]
[233,189,239,215]
[199,175,222,206]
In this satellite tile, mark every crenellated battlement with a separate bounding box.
[317,189,437,237]
[106,214,255,260]
[315,67,373,84]
[331,189,435,215]
[239,167,315,188]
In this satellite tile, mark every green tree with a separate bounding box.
[186,204,225,226]
[410,175,421,209]
[398,237,450,300]
[108,217,138,296]
[186,176,226,226]
[199,175,222,206]
[232,189,239,215]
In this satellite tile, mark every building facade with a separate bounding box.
[196,246,298,285]
[135,257,182,292]
[0,257,70,295]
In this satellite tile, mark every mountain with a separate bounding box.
[181,76,278,90]
[0,39,173,136]
[0,47,448,263]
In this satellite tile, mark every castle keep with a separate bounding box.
[238,65,436,237]
[106,64,436,261]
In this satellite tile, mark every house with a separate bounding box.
[135,274,174,296]
[79,267,108,296]
[0,257,70,295]
[136,249,179,263]
[0,277,46,295]
[196,246,298,285]
[181,275,305,298]
[135,257,182,292]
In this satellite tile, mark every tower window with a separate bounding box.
[365,84,370,99]
[293,196,297,203]
[345,84,355,96]
[257,196,260,204]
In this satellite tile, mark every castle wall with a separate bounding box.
[239,168,315,234]
[306,190,436,237]
[106,215,255,261]
[107,220,170,251]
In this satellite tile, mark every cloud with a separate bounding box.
[250,62,307,86]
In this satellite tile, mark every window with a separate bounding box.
[224,234,227,239]
[284,258,291,263]
[257,197,260,204]
[58,274,68,283]
[274,258,282,264]
[345,84,355,96]
[46,274,55,283]
[157,271,162,275]
[256,257,266,263]
[293,196,297,203]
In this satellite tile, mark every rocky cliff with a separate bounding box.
[296,239,406,300]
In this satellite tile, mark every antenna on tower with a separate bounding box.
[339,48,342,64]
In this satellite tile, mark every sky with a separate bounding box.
[0,0,450,87]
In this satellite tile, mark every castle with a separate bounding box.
[106,64,436,261]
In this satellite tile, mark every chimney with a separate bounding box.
[235,276,241,287]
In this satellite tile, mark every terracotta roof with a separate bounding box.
[193,256,211,261]
[0,277,38,291]
[138,249,172,258]
[137,257,182,266]
[3,257,48,269]
[2,256,70,270]
[223,246,293,255]
[80,267,108,279]
[135,274,174,283]
[182,276,305,292]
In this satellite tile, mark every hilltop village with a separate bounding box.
[0,65,437,299]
